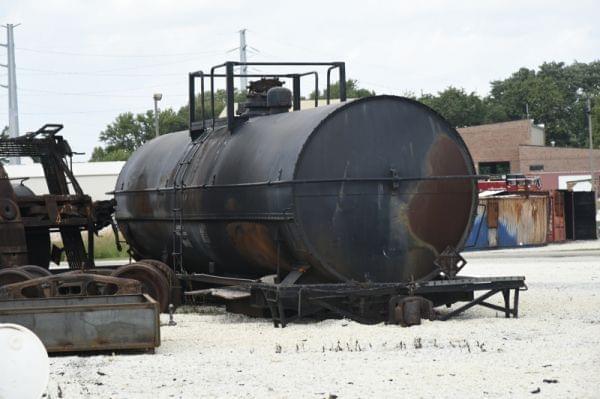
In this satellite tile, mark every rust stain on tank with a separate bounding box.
[225,198,237,212]
[226,222,291,271]
[407,134,474,253]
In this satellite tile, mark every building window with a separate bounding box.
[529,164,544,171]
[478,161,510,175]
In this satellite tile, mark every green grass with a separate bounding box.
[92,230,129,259]
[52,229,130,260]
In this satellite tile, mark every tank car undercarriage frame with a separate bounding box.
[182,272,526,327]
[181,243,525,327]
[246,276,527,327]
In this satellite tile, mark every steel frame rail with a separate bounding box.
[247,276,526,327]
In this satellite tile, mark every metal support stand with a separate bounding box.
[245,276,526,327]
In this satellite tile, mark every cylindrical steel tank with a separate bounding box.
[115,95,477,283]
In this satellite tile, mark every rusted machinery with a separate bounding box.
[0,294,160,353]
[0,124,177,310]
[114,61,526,325]
[0,124,115,269]
[0,126,166,351]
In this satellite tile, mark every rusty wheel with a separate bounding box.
[18,265,52,278]
[0,268,34,287]
[111,263,169,312]
[138,260,177,287]
[0,268,43,298]
[139,259,182,308]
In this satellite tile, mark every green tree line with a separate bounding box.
[91,89,235,161]
[90,80,375,161]
[91,62,600,161]
[417,61,600,148]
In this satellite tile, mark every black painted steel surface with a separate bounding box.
[115,95,477,283]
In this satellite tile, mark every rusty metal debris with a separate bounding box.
[0,124,115,270]
[0,273,141,300]
[433,246,467,279]
[388,296,435,327]
[0,125,167,353]
[0,268,34,288]
[0,294,160,353]
[111,262,170,312]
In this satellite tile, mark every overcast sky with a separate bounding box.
[2,0,599,161]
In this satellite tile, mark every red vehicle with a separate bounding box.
[478,174,541,192]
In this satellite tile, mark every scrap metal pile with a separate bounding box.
[0,125,162,352]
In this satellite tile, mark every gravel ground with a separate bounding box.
[44,241,600,398]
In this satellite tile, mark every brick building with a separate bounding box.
[457,119,600,191]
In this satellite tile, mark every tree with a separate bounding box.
[90,147,131,162]
[91,61,600,161]
[487,67,572,145]
[415,61,600,147]
[91,89,235,161]
[176,89,234,123]
[418,87,487,127]
[486,62,600,146]
[90,107,187,161]
[309,79,375,99]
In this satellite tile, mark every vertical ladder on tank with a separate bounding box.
[170,139,204,272]
[171,196,184,273]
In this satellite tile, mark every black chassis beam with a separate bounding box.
[244,276,526,327]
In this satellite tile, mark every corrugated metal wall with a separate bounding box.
[466,194,549,249]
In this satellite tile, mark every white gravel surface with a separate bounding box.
[45,241,600,398]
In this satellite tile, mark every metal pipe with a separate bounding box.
[226,62,235,131]
[114,174,488,194]
[338,62,347,102]
[188,73,195,130]
[292,75,301,111]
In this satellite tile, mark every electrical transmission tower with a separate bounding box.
[229,29,259,92]
[1,23,21,164]
[239,29,248,91]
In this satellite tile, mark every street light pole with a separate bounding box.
[586,97,596,198]
[153,93,162,138]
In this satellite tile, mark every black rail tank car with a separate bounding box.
[115,65,477,284]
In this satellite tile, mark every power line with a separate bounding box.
[15,46,225,58]
[18,87,187,98]
[20,108,133,115]
[16,56,223,76]
[16,81,184,96]
[16,68,182,77]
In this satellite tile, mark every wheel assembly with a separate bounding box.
[0,268,42,297]
[138,259,177,288]
[18,265,52,279]
[0,268,34,287]
[111,262,169,312]
[139,259,182,308]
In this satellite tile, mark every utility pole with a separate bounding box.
[586,97,596,199]
[239,29,247,91]
[0,23,21,165]
[153,93,162,138]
